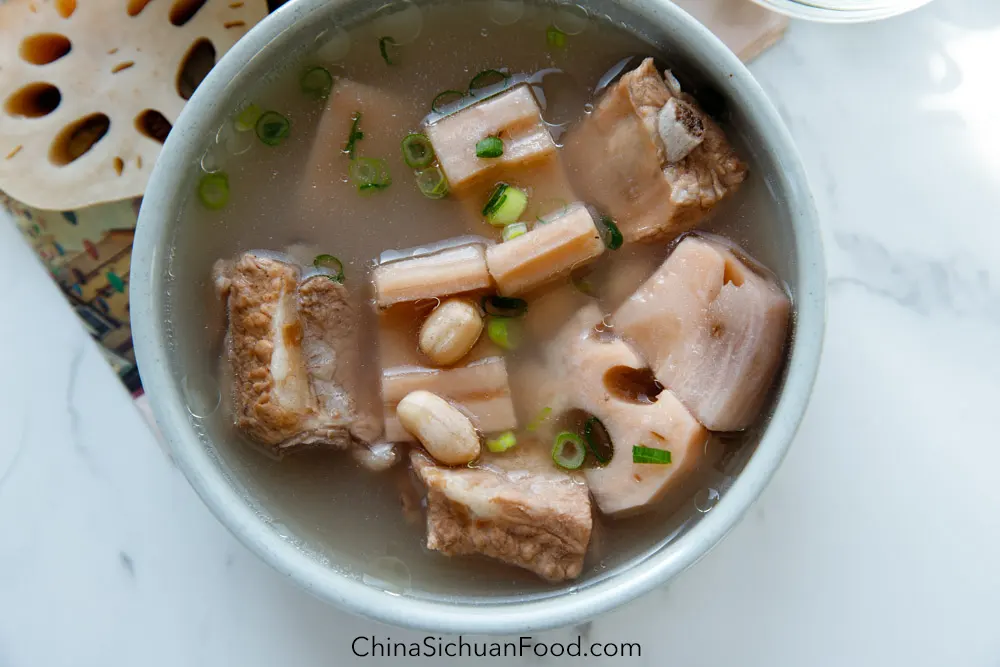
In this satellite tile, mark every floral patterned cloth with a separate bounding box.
[1,192,143,394]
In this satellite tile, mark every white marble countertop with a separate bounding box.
[2,2,999,665]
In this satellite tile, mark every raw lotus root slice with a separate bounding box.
[0,0,267,211]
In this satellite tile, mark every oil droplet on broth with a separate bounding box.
[218,122,254,156]
[363,556,412,594]
[315,27,351,62]
[182,373,221,418]
[553,4,589,35]
[489,0,524,26]
[370,1,424,45]
[200,148,221,175]
[531,69,588,126]
[694,488,720,513]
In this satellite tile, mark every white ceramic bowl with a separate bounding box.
[751,0,935,22]
[131,0,826,634]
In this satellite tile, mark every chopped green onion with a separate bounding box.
[487,316,521,350]
[546,24,567,49]
[415,165,449,199]
[401,133,435,169]
[197,172,229,210]
[482,295,527,318]
[255,111,291,146]
[482,183,528,226]
[486,431,517,453]
[583,416,612,465]
[468,68,510,94]
[482,183,507,216]
[343,111,364,159]
[234,104,262,132]
[552,431,586,470]
[599,215,623,250]
[527,406,553,432]
[313,254,345,282]
[476,136,504,158]
[313,254,343,272]
[300,66,334,100]
[350,157,391,193]
[501,222,528,242]
[379,36,397,65]
[431,90,466,114]
[633,445,672,464]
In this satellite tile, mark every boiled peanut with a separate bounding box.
[395,390,480,465]
[418,298,484,366]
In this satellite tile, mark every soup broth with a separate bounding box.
[163,0,789,599]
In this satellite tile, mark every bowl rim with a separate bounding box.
[130,0,826,634]
[749,0,935,22]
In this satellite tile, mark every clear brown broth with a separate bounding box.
[164,1,784,600]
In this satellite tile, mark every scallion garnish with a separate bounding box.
[234,104,262,132]
[415,165,449,199]
[300,66,334,100]
[198,172,230,210]
[599,215,623,250]
[552,432,586,470]
[546,24,567,49]
[482,183,528,226]
[476,136,504,159]
[633,445,672,465]
[501,222,527,242]
[482,295,528,318]
[255,111,291,146]
[313,254,345,283]
[527,406,553,432]
[401,133,435,169]
[468,68,510,94]
[482,183,508,216]
[487,316,521,350]
[343,111,364,159]
[431,89,466,113]
[379,36,397,65]
[583,416,612,465]
[350,157,391,193]
[486,430,517,453]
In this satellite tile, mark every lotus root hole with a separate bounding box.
[20,33,72,65]
[177,39,216,100]
[135,109,172,143]
[49,113,111,166]
[127,0,154,16]
[113,157,125,175]
[4,83,62,118]
[229,1,244,6]
[224,20,246,29]
[112,61,136,74]
[722,258,744,287]
[6,146,24,160]
[55,0,76,18]
[170,0,209,26]
[603,366,663,405]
